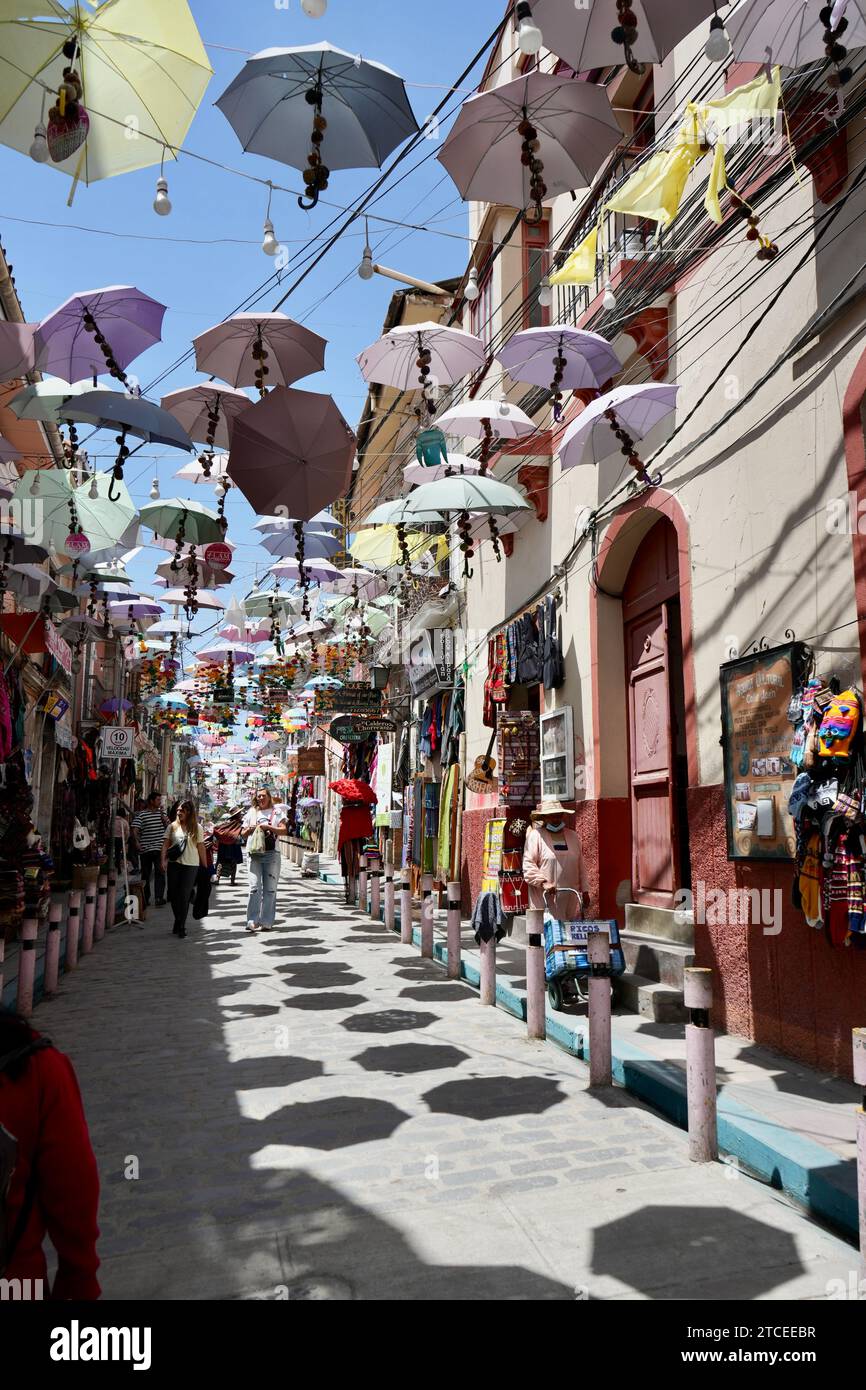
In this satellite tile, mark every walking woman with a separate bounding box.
[159,799,208,939]
[241,788,287,933]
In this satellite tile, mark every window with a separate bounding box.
[540,707,575,801]
[470,258,495,353]
[522,218,550,329]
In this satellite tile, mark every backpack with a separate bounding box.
[818,689,861,759]
[0,1037,52,1277]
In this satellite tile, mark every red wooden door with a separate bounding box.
[623,520,681,908]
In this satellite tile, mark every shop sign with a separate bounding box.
[314,682,382,716]
[297,746,326,775]
[42,691,70,721]
[44,620,72,675]
[54,719,73,750]
[204,542,232,568]
[719,641,806,861]
[98,725,135,760]
[408,627,454,699]
[329,716,396,744]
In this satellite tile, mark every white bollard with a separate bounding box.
[44,897,63,996]
[446,880,462,980]
[94,873,108,941]
[384,847,395,932]
[420,873,434,958]
[480,934,496,1005]
[358,855,368,912]
[588,928,612,1087]
[370,856,381,921]
[16,916,38,1018]
[400,875,413,944]
[526,907,546,1040]
[685,967,719,1163]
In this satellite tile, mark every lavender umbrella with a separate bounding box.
[498,325,622,420]
[559,383,679,484]
[724,0,866,72]
[227,386,355,520]
[193,314,326,397]
[358,322,486,396]
[253,510,342,533]
[35,286,166,386]
[269,557,341,584]
[437,71,622,221]
[524,0,717,74]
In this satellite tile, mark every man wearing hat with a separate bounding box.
[523,799,589,920]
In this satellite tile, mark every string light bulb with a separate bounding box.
[464,267,480,302]
[88,474,99,499]
[358,243,374,280]
[538,275,553,308]
[301,0,327,15]
[705,10,731,62]
[149,478,160,500]
[603,281,617,311]
[153,176,172,216]
[516,2,543,56]
[29,123,49,163]
[261,218,279,255]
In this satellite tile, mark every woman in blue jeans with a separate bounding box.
[240,789,287,933]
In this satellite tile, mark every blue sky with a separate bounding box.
[1,0,501,630]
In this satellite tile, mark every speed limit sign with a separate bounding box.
[99,726,135,759]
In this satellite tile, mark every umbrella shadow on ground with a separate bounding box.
[341,1009,440,1034]
[229,1055,325,1088]
[279,962,364,988]
[284,992,368,1011]
[422,1076,566,1121]
[353,1043,470,1075]
[270,946,331,957]
[262,939,326,953]
[398,984,477,1003]
[262,1096,409,1151]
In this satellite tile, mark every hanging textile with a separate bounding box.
[436,762,460,882]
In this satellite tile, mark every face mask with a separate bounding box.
[545,820,565,832]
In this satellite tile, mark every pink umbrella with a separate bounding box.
[160,384,253,450]
[193,313,327,396]
[403,453,483,488]
[559,383,678,484]
[321,566,386,598]
[0,322,37,379]
[35,286,167,385]
[161,587,226,610]
[437,71,621,222]
[155,556,233,587]
[358,321,485,395]
[227,386,355,520]
[497,326,622,419]
[523,1,716,74]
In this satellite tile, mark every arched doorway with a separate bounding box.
[622,515,691,908]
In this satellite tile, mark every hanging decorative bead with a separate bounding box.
[611,1,645,76]
[518,108,546,224]
[488,516,503,562]
[293,519,310,618]
[821,4,853,88]
[727,185,779,262]
[603,406,659,488]
[252,326,269,398]
[107,427,130,503]
[549,339,568,422]
[298,78,330,210]
[216,478,230,533]
[184,544,199,620]
[415,335,436,419]
[200,397,222,476]
[82,309,128,389]
[457,509,475,579]
[478,416,496,476]
[170,510,187,576]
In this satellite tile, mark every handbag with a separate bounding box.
[166,833,187,863]
[249,825,276,857]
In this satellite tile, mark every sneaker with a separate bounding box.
[245,922,260,933]
[261,924,279,932]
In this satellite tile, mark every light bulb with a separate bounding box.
[464,267,480,302]
[88,475,99,499]
[30,473,40,496]
[214,479,227,498]
[358,245,374,280]
[498,400,512,418]
[516,2,542,55]
[538,275,553,308]
[603,281,617,311]
[704,17,731,63]
[29,124,49,163]
[301,0,327,14]
[262,218,279,255]
[149,478,160,500]
[153,176,172,216]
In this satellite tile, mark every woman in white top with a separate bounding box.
[240,788,287,933]
[159,799,208,938]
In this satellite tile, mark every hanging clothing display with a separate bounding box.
[483,635,508,727]
[540,595,565,690]
[436,762,461,883]
[498,711,541,807]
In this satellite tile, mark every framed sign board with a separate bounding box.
[314,682,382,716]
[297,746,326,776]
[719,641,806,862]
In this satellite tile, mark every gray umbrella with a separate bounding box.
[215,42,419,209]
[525,0,716,72]
[724,0,866,72]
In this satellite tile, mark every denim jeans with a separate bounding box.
[247,850,281,927]
[139,850,165,907]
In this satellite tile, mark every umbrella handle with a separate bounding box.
[297,188,321,211]
[107,473,122,502]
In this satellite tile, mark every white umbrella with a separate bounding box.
[559,383,679,480]
[357,322,486,393]
[161,587,226,611]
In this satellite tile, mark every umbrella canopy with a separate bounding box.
[559,383,679,469]
[174,453,230,484]
[60,390,192,450]
[227,386,355,520]
[269,558,341,584]
[306,675,343,689]
[13,467,136,557]
[35,287,166,383]
[8,376,94,422]
[468,508,532,541]
[193,314,326,392]
[525,0,717,70]
[437,71,622,210]
[253,510,342,533]
[155,555,232,585]
[139,499,224,546]
[349,526,443,570]
[358,322,485,391]
[258,528,342,560]
[724,0,866,67]
[160,385,252,449]
[363,498,444,526]
[328,777,377,803]
[99,698,132,716]
[400,476,531,516]
[0,322,36,379]
[244,591,300,619]
[320,567,385,598]
[435,398,536,440]
[497,327,622,392]
[109,600,163,621]
[161,587,225,611]
[0,1,211,186]
[195,642,255,665]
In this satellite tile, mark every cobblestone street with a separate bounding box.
[36,864,857,1302]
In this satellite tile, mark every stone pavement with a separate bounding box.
[36,862,859,1301]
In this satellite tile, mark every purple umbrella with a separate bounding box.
[437,71,621,222]
[497,326,622,419]
[227,386,355,520]
[559,383,679,483]
[100,698,133,715]
[523,1,717,75]
[357,322,486,410]
[259,528,342,560]
[35,286,167,386]
[193,313,326,397]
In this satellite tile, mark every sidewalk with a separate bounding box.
[319,859,862,1241]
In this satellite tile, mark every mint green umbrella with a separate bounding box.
[139,497,224,546]
[13,468,136,557]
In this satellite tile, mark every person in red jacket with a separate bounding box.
[0,1007,100,1300]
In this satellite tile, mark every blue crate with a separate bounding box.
[543,916,625,980]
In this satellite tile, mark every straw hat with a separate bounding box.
[530,799,575,822]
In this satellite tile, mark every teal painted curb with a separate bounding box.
[316,868,859,1240]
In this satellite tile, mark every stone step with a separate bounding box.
[615,970,687,1024]
[625,902,694,947]
[619,931,695,990]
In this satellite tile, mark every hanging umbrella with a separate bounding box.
[174,453,231,485]
[193,314,326,397]
[259,528,342,560]
[349,526,443,570]
[559,382,679,483]
[400,475,530,579]
[35,287,167,385]
[139,498,224,546]
[244,590,300,620]
[269,558,341,583]
[195,641,255,665]
[437,71,622,221]
[358,322,486,395]
[74,469,137,552]
[99,698,132,717]
[253,509,342,533]
[0,1,212,190]
[161,587,225,611]
[328,777,377,804]
[60,390,192,448]
[320,567,385,598]
[215,42,419,208]
[227,386,355,519]
[0,322,36,379]
[108,600,163,622]
[436,398,536,441]
[363,498,444,526]
[154,556,233,587]
[497,326,622,419]
[523,1,717,74]
[723,0,866,75]
[13,467,135,557]
[160,384,252,451]
[402,453,485,488]
[8,376,94,422]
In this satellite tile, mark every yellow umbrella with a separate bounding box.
[349,526,448,571]
[0,0,212,198]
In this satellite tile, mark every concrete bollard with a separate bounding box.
[384,850,395,932]
[0,928,4,1001]
[44,897,64,996]
[480,933,497,1005]
[854,1028,866,1284]
[588,928,612,1087]
[685,967,718,1163]
[526,908,546,1040]
[446,881,462,980]
[420,873,434,958]
[370,857,381,922]
[94,873,108,941]
[358,856,367,912]
[16,916,38,1018]
[66,889,81,970]
[400,876,413,944]
[82,883,96,955]
[107,872,117,928]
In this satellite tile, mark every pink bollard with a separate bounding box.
[685,967,718,1162]
[526,907,546,1040]
[358,856,367,912]
[94,873,108,941]
[65,890,81,970]
[384,858,395,932]
[446,880,462,980]
[400,876,413,944]
[854,1028,866,1284]
[420,873,434,958]
[16,916,38,1018]
[107,872,117,928]
[370,857,381,921]
[82,884,96,955]
[588,928,612,1087]
[480,935,497,1005]
[44,897,63,996]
